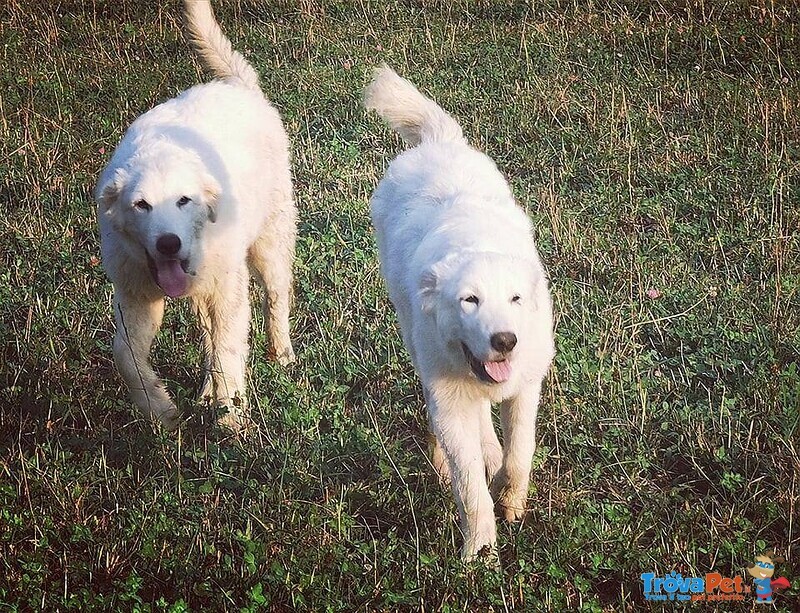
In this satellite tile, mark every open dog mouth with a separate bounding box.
[461,343,512,384]
[146,251,190,298]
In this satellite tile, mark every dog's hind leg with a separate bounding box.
[424,386,451,484]
[192,298,215,403]
[203,267,251,432]
[248,208,296,366]
[113,290,178,429]
[490,381,542,522]
[479,402,503,483]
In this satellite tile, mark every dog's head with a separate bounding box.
[96,143,220,298]
[419,252,544,384]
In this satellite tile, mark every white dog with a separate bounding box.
[365,66,555,559]
[95,0,296,431]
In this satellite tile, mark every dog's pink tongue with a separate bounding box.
[484,360,512,383]
[155,260,188,298]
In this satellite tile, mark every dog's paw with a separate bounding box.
[272,345,295,366]
[460,508,498,563]
[490,469,528,522]
[217,411,250,436]
[468,545,501,570]
[217,406,250,436]
[462,533,498,563]
[216,395,250,435]
[155,404,180,431]
[137,389,179,431]
[496,493,528,523]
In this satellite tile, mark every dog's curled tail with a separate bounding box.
[183,0,260,90]
[364,64,464,147]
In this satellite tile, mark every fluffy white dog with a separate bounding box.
[95,0,296,431]
[365,66,555,559]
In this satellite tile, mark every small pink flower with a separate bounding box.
[99,146,105,155]
[646,288,661,299]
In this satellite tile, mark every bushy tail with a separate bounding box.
[363,64,464,147]
[183,0,260,90]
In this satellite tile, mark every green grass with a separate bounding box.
[1,0,799,610]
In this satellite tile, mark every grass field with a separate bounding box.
[1,0,799,610]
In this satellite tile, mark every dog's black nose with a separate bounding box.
[490,331,517,353]
[156,233,182,256]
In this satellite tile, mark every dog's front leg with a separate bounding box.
[204,268,250,431]
[428,383,497,560]
[491,381,542,522]
[113,290,178,429]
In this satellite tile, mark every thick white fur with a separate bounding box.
[95,0,296,431]
[366,65,554,559]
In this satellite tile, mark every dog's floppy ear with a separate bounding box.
[418,268,438,313]
[95,167,128,213]
[418,255,462,313]
[202,173,221,223]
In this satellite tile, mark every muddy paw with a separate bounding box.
[274,345,296,366]
[216,395,250,435]
[217,410,250,436]
[462,534,498,563]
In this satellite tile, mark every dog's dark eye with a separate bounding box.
[463,295,480,305]
[511,294,521,303]
[133,199,152,211]
[177,196,191,207]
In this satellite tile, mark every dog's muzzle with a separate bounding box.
[146,251,191,298]
[462,342,512,384]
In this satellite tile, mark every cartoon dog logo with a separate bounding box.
[747,551,790,604]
